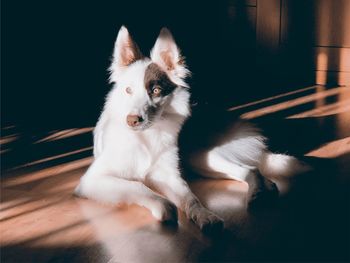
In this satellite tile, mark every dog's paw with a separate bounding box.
[188,205,224,234]
[247,185,279,211]
[151,198,178,225]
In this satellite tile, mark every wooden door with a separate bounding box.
[256,0,350,87]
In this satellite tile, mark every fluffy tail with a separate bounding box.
[259,152,312,178]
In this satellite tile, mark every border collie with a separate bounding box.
[75,26,310,232]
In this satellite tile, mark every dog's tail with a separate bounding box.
[259,152,312,178]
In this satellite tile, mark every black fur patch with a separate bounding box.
[144,63,177,98]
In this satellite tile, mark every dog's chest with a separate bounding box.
[142,127,176,158]
[105,126,176,180]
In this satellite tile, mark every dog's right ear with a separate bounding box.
[109,26,143,83]
[150,28,190,87]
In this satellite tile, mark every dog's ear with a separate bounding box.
[109,26,143,82]
[150,28,190,86]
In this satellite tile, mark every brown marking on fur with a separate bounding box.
[144,63,177,98]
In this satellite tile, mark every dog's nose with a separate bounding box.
[127,115,143,127]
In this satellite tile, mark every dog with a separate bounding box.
[74,26,310,232]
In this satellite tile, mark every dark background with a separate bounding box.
[2,0,274,131]
[3,0,350,131]
[1,1,255,128]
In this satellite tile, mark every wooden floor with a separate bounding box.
[1,85,350,262]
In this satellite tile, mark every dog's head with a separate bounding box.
[107,26,190,131]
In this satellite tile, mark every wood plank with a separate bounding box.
[315,70,350,86]
[281,0,350,47]
[313,0,350,47]
[314,47,350,72]
[256,0,281,52]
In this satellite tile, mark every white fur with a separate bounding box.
[259,152,312,178]
[150,28,191,87]
[75,26,310,230]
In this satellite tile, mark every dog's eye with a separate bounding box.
[126,87,132,95]
[152,85,162,96]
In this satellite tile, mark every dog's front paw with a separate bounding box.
[188,205,224,234]
[150,198,178,225]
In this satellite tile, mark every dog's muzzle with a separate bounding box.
[126,115,144,128]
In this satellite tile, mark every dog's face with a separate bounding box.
[108,26,190,130]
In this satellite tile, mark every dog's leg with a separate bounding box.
[245,171,279,210]
[190,150,278,209]
[74,159,177,223]
[146,150,224,232]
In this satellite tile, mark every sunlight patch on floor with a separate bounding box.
[2,157,93,188]
[35,128,93,144]
[240,86,346,119]
[12,146,93,170]
[306,137,350,158]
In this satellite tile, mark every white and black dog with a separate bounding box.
[75,26,309,232]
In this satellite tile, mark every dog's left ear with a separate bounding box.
[151,28,190,86]
[109,26,143,83]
